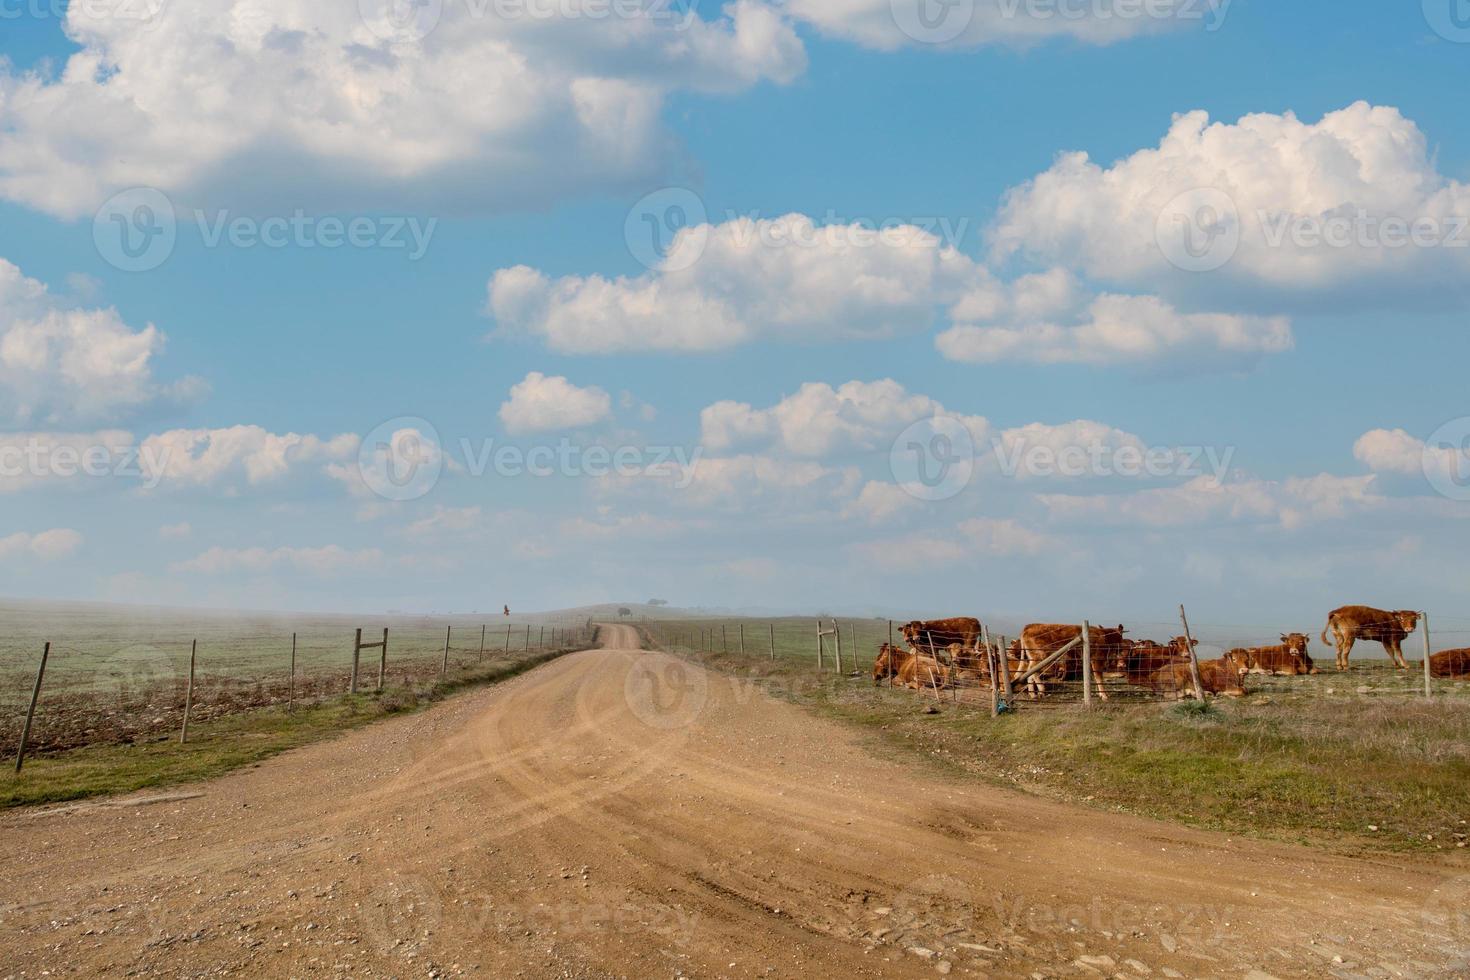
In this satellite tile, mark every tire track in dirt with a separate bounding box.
[1,624,1465,978]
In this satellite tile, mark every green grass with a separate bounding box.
[3,648,577,810]
[643,619,1470,856]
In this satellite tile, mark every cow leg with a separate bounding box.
[1387,640,1408,669]
[1337,635,1353,671]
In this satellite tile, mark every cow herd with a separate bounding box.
[873,605,1470,703]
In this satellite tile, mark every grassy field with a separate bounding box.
[642,618,1470,856]
[2,646,582,810]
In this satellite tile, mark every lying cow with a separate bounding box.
[1117,637,1194,687]
[1238,633,1317,675]
[1150,653,1248,700]
[873,643,910,685]
[1429,649,1470,679]
[1017,623,1127,700]
[900,618,983,654]
[899,652,951,692]
[1322,606,1420,670]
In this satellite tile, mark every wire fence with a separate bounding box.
[640,608,1470,714]
[2,611,597,761]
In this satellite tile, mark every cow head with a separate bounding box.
[1280,633,1310,656]
[1396,610,1421,633]
[1169,636,1199,659]
[873,643,905,685]
[1223,648,1251,677]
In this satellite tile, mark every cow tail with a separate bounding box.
[1320,613,1334,647]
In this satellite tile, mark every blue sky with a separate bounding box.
[1,0,1468,628]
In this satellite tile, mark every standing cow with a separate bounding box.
[1321,606,1421,671]
[1018,623,1127,700]
[900,618,983,656]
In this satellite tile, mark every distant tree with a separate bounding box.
[618,607,632,618]
[648,599,669,607]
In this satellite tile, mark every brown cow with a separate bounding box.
[1150,656,1247,700]
[1017,623,1127,700]
[1118,638,1192,687]
[898,652,951,692]
[1322,606,1420,670]
[872,643,912,685]
[900,618,983,654]
[1429,649,1470,679]
[1240,633,1316,675]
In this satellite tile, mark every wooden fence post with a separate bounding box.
[377,628,389,693]
[442,625,452,677]
[816,620,823,671]
[479,625,486,662]
[722,625,728,654]
[1081,621,1093,708]
[351,628,362,694]
[888,620,895,688]
[739,623,745,657]
[1422,611,1432,700]
[505,624,512,654]
[1178,605,1206,701]
[769,623,776,662]
[288,633,296,712]
[180,639,197,744]
[998,635,1013,705]
[539,626,545,649]
[14,642,50,773]
[833,620,844,674]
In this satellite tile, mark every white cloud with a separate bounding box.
[1039,473,1383,530]
[173,544,384,576]
[937,291,1292,367]
[0,259,202,427]
[499,372,612,435]
[850,516,1057,570]
[599,452,861,515]
[842,481,921,524]
[487,214,974,353]
[0,430,136,492]
[404,505,483,537]
[0,1,804,218]
[991,102,1470,299]
[159,521,192,539]
[701,379,990,457]
[1355,427,1469,489]
[491,217,1292,371]
[785,0,1217,51]
[0,528,84,561]
[141,426,358,489]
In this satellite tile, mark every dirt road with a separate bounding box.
[2,624,1466,977]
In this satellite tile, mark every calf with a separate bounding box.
[1322,606,1420,670]
[1429,649,1470,679]
[1241,633,1316,675]
[898,653,951,692]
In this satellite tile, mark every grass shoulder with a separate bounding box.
[4,647,581,811]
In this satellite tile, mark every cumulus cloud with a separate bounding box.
[173,544,384,576]
[842,481,921,524]
[499,372,613,435]
[599,452,860,516]
[159,521,192,539]
[937,290,1292,367]
[490,216,1292,371]
[487,214,974,353]
[1039,473,1383,530]
[0,528,84,561]
[991,102,1470,300]
[701,379,989,457]
[1355,427,1469,488]
[0,430,137,492]
[785,0,1220,51]
[0,260,202,427]
[141,426,358,489]
[850,517,1057,570]
[0,1,803,218]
